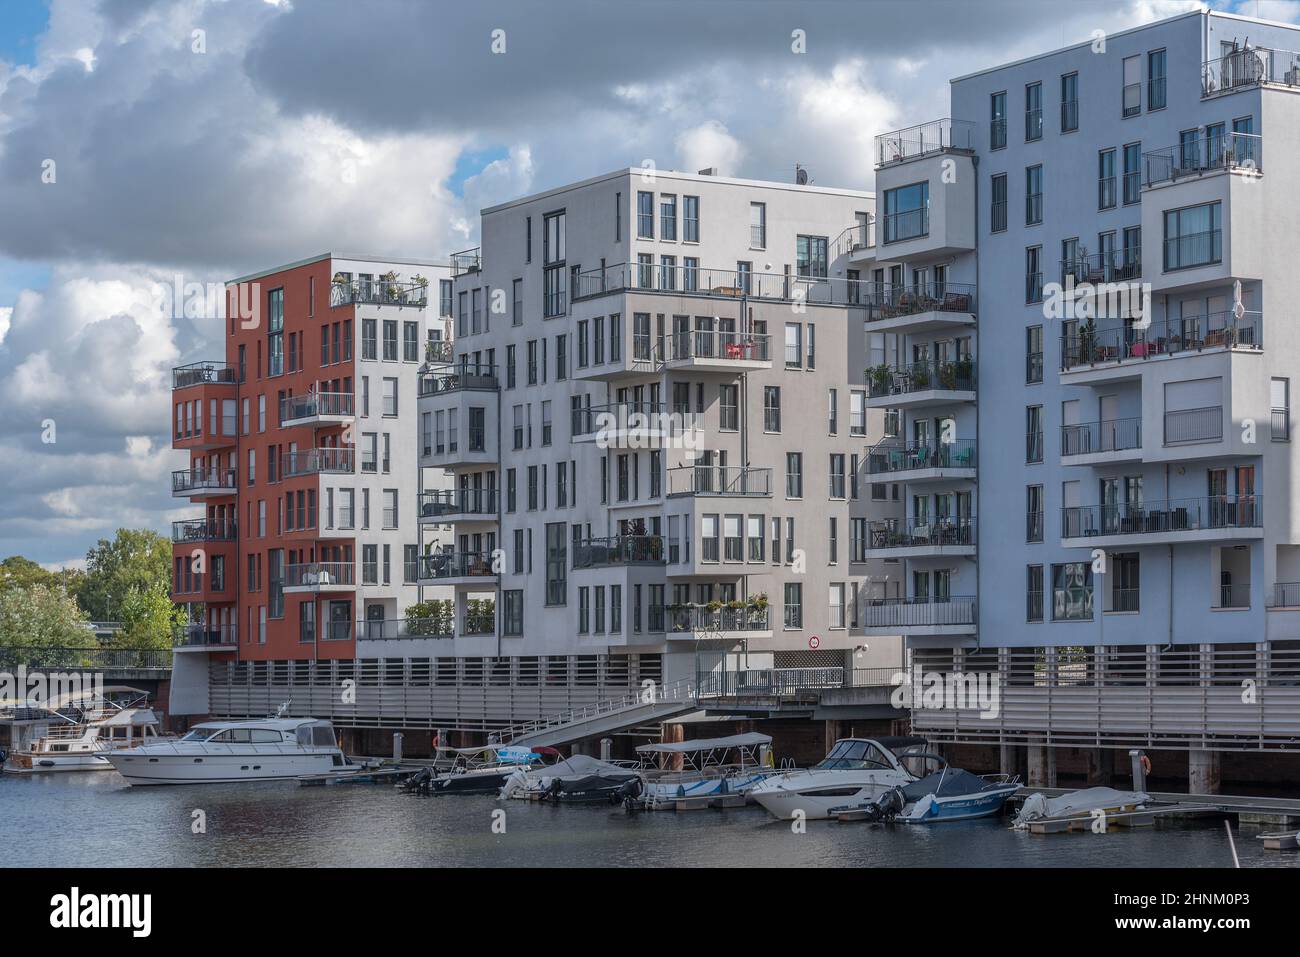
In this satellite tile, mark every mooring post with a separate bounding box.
[393,732,403,765]
[1129,748,1146,791]
[600,737,612,761]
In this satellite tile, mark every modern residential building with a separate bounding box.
[169,253,453,717]
[854,8,1300,788]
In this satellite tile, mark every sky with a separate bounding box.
[0,0,1296,568]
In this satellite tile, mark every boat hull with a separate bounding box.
[750,770,913,821]
[899,785,1019,823]
[4,751,115,773]
[429,768,519,794]
[105,751,342,785]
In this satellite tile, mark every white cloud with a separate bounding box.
[674,121,746,177]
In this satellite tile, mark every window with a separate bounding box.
[1098,148,1117,209]
[404,545,418,584]
[990,91,1007,149]
[829,584,845,628]
[883,182,928,243]
[382,320,398,360]
[636,191,654,238]
[1147,49,1166,111]
[1027,484,1044,542]
[1272,378,1290,441]
[827,389,838,434]
[503,591,523,636]
[1026,325,1043,383]
[1051,562,1093,620]
[764,386,781,432]
[1027,565,1044,621]
[724,515,742,561]
[1163,202,1221,270]
[1025,246,1042,303]
[267,288,284,376]
[512,278,522,326]
[1026,405,1043,463]
[403,321,419,361]
[683,195,699,242]
[439,279,453,317]
[545,523,566,606]
[784,323,802,368]
[797,235,828,279]
[382,377,398,416]
[1122,142,1141,205]
[1060,72,1078,131]
[543,210,566,317]
[1123,54,1141,117]
[849,391,865,435]
[702,515,720,562]
[990,173,1007,232]
[786,452,803,498]
[1025,165,1042,225]
[783,583,803,628]
[719,384,738,431]
[660,194,677,240]
[747,515,764,562]
[1109,552,1140,612]
[749,202,766,248]
[829,454,846,499]
[1024,81,1042,141]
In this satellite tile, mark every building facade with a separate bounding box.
[856,9,1300,781]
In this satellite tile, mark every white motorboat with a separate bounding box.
[499,753,643,804]
[2,687,163,773]
[105,716,347,785]
[635,732,775,804]
[749,736,932,821]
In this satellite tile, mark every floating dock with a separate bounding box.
[1009,786,1300,835]
[297,766,420,787]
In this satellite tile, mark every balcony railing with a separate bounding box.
[282,448,354,477]
[450,247,482,276]
[1060,248,1142,287]
[867,517,975,549]
[173,623,237,648]
[1060,312,1261,370]
[864,281,976,321]
[868,438,975,474]
[659,330,770,364]
[419,551,496,580]
[280,391,353,422]
[1061,496,1261,538]
[425,339,454,364]
[1202,46,1300,97]
[862,597,977,628]
[665,465,773,496]
[571,401,665,438]
[573,261,835,305]
[172,518,237,543]
[1164,405,1223,445]
[172,468,236,495]
[572,536,665,569]
[867,357,976,398]
[460,612,497,637]
[882,208,929,244]
[284,561,355,588]
[172,361,235,390]
[1060,417,1142,457]
[419,487,498,519]
[1268,582,1300,608]
[666,605,771,634]
[1273,407,1291,442]
[330,278,427,308]
[417,364,498,397]
[874,118,976,166]
[1164,228,1222,271]
[1144,132,1261,187]
[355,617,454,640]
[831,221,875,259]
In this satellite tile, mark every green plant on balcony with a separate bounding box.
[953,355,973,384]
[1077,318,1097,362]
[938,361,958,390]
[866,363,893,395]
[911,362,932,389]
[405,599,452,636]
[381,270,401,301]
[726,599,744,611]
[411,273,429,288]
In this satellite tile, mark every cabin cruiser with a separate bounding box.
[636,732,774,804]
[2,688,163,773]
[105,717,346,785]
[500,753,643,805]
[749,737,930,821]
[843,767,1021,823]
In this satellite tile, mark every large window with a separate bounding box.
[1147,49,1167,111]
[1051,562,1093,621]
[1060,72,1078,132]
[543,210,566,316]
[1025,165,1042,225]
[660,194,677,240]
[545,523,566,606]
[797,235,828,278]
[1098,148,1117,210]
[267,288,284,376]
[991,173,1008,232]
[990,91,1007,149]
[784,583,803,628]
[786,452,803,498]
[636,191,654,238]
[683,195,699,242]
[883,182,928,243]
[1024,81,1042,141]
[1163,202,1221,270]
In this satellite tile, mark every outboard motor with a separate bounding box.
[402,766,434,794]
[539,777,566,804]
[858,786,906,823]
[612,776,643,806]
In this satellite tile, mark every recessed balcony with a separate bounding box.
[330,277,428,309]
[662,604,773,642]
[280,391,354,427]
[283,561,356,593]
[282,448,354,477]
[1060,417,1143,467]
[860,596,977,636]
[418,550,498,587]
[665,465,773,497]
[171,518,237,543]
[1059,312,1261,385]
[573,535,665,569]
[172,361,236,391]
[418,488,498,524]
[867,438,975,484]
[866,517,975,559]
[1144,132,1261,187]
[173,623,238,652]
[866,357,976,410]
[1059,249,1143,299]
[172,467,237,499]
[659,330,771,372]
[863,281,976,335]
[1060,496,1262,549]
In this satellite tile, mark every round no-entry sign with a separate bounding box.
[808,635,820,649]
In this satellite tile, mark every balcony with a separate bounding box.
[573,536,665,569]
[1164,405,1223,446]
[658,330,771,372]
[571,401,675,448]
[832,221,875,262]
[282,448,355,477]
[1143,132,1261,188]
[867,438,975,483]
[418,487,498,523]
[572,261,835,307]
[450,247,482,277]
[665,465,773,497]
[863,281,976,335]
[173,623,237,651]
[866,517,975,558]
[1060,417,1143,466]
[663,604,772,641]
[874,118,975,168]
[171,518,237,543]
[172,361,236,390]
[280,391,354,427]
[861,596,977,636]
[1060,496,1262,549]
[172,467,237,499]
[1059,249,1142,291]
[425,339,454,365]
[866,357,976,409]
[417,364,498,397]
[1201,45,1300,97]
[1060,312,1261,383]
[330,278,427,309]
[355,617,454,641]
[418,550,497,586]
[283,561,355,593]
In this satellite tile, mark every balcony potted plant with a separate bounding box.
[911,361,932,390]
[381,270,401,302]
[411,273,429,305]
[746,592,769,626]
[866,363,893,396]
[1077,318,1097,364]
[938,360,958,390]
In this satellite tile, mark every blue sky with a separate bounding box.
[0,0,48,65]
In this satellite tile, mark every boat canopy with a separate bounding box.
[532,754,638,783]
[636,732,772,754]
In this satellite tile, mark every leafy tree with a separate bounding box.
[0,555,86,596]
[79,529,173,624]
[117,586,179,650]
[0,583,97,661]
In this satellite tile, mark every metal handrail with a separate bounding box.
[172,361,235,389]
[874,118,976,166]
[1061,495,1261,537]
[665,465,773,496]
[491,675,699,744]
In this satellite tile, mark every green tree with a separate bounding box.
[118,586,179,650]
[79,529,180,648]
[0,583,97,664]
[0,555,86,596]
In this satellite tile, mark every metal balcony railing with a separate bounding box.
[171,518,237,543]
[1164,228,1222,271]
[281,448,354,477]
[284,561,355,588]
[1144,132,1261,186]
[172,361,235,389]
[425,339,454,364]
[1060,417,1142,457]
[867,517,975,549]
[863,281,976,321]
[874,118,976,166]
[862,597,977,628]
[666,605,771,634]
[330,278,427,308]
[419,551,496,580]
[571,401,666,438]
[574,260,836,305]
[172,468,237,495]
[1202,46,1300,97]
[1060,312,1261,370]
[1163,406,1223,445]
[868,438,975,474]
[1268,582,1300,608]
[419,487,498,519]
[280,391,353,422]
[665,465,773,496]
[882,208,929,244]
[866,357,976,398]
[572,536,665,568]
[173,623,238,648]
[417,364,498,397]
[450,247,482,276]
[1061,496,1261,538]
[658,330,770,364]
[1060,248,1142,286]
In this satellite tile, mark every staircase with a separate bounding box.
[492,678,698,748]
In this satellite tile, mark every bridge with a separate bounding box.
[0,646,172,700]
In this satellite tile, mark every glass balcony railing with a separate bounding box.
[171,518,237,543]
[172,361,235,390]
[862,597,976,628]
[665,605,771,633]
[280,391,353,422]
[282,448,354,477]
[572,536,665,569]
[284,562,355,588]
[173,623,237,648]
[172,468,237,495]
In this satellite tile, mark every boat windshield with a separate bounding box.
[181,727,217,742]
[814,740,894,771]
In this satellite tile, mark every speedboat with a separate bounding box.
[500,753,643,805]
[2,687,163,773]
[749,737,930,821]
[404,744,551,795]
[105,717,347,785]
[842,767,1021,823]
[635,732,774,805]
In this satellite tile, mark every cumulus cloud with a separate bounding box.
[675,121,746,177]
